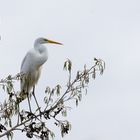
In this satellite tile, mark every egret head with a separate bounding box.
[35,37,63,45]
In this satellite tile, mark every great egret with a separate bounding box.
[20,37,63,101]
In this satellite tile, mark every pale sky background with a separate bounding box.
[0,0,140,140]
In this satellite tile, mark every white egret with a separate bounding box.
[20,37,63,102]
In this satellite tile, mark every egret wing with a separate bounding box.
[20,49,35,73]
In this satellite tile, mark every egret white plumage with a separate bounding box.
[20,37,62,100]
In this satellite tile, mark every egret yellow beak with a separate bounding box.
[47,39,63,45]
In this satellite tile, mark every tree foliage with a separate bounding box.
[0,58,105,140]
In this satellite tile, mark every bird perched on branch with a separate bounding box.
[20,37,63,100]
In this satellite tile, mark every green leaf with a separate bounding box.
[55,84,61,96]
[78,94,82,101]
[76,99,78,106]
[68,59,72,72]
[62,109,67,117]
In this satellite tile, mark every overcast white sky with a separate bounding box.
[0,0,140,139]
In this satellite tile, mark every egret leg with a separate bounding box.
[27,92,32,113]
[26,80,32,113]
[32,86,41,114]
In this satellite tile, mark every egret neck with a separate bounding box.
[34,41,48,67]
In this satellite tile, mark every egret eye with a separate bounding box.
[43,38,48,42]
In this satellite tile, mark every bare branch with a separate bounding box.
[0,58,105,139]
